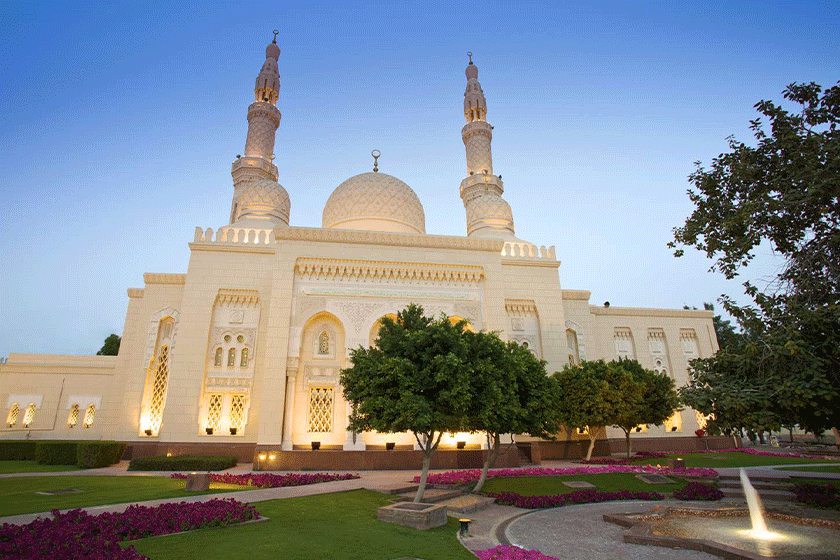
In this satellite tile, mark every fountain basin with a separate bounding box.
[604,506,840,559]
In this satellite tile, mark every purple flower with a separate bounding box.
[170,471,358,488]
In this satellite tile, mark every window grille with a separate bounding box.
[240,348,249,367]
[695,411,709,430]
[227,348,236,367]
[566,329,579,365]
[148,345,170,434]
[6,403,19,427]
[633,424,648,433]
[68,404,79,428]
[214,348,222,366]
[230,395,246,432]
[22,404,36,427]
[318,331,330,355]
[308,387,333,432]
[206,394,222,432]
[664,411,682,432]
[83,404,96,428]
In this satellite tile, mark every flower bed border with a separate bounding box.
[415,465,717,485]
[489,489,665,509]
[170,471,358,488]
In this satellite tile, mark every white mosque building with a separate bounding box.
[0,34,723,467]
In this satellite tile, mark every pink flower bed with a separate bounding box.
[477,544,560,560]
[170,471,358,488]
[490,489,664,509]
[635,447,839,460]
[0,498,258,560]
[415,465,717,485]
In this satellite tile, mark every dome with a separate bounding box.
[465,193,514,237]
[322,172,425,234]
[235,179,290,227]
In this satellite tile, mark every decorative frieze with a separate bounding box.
[505,299,538,316]
[143,273,186,285]
[295,258,484,285]
[215,289,260,307]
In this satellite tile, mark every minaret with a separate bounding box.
[228,31,289,227]
[460,54,514,237]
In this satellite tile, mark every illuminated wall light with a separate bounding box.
[268,453,276,460]
[258,453,267,461]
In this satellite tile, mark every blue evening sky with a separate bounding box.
[1,1,837,355]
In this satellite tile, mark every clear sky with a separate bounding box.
[1,1,838,356]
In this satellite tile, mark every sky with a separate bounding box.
[1,1,838,356]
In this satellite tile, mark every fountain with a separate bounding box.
[602,470,840,559]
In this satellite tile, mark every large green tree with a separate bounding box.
[671,81,840,442]
[464,333,558,493]
[97,334,121,356]
[340,304,471,502]
[611,358,680,458]
[553,360,641,460]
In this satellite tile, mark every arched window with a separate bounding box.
[6,403,19,428]
[214,347,223,367]
[83,405,96,428]
[227,348,236,367]
[566,329,579,366]
[22,404,36,428]
[67,404,79,428]
[148,344,170,435]
[240,348,249,367]
[318,331,330,355]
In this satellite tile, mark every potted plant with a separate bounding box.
[311,441,320,451]
[385,442,395,451]
[205,427,214,435]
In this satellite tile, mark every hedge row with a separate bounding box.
[128,455,238,471]
[0,441,125,468]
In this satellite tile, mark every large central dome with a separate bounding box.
[322,172,426,234]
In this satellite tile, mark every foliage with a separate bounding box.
[128,455,237,471]
[97,334,121,356]
[610,358,680,457]
[35,441,80,465]
[416,465,718,485]
[0,498,257,560]
[490,489,664,509]
[463,330,558,492]
[341,303,471,501]
[553,360,641,460]
[673,482,724,501]
[792,482,840,510]
[77,442,126,468]
[672,81,840,437]
[0,440,36,460]
[170,471,357,488]
[481,473,687,496]
[703,302,742,351]
[477,545,560,560]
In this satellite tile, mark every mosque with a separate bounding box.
[0,34,724,467]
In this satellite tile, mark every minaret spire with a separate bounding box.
[459,54,514,237]
[227,32,290,227]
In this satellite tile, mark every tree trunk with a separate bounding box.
[789,427,794,443]
[414,448,432,503]
[473,432,502,494]
[586,433,597,460]
[624,429,632,458]
[833,427,839,450]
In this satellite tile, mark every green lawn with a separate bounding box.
[787,477,840,490]
[0,461,82,474]
[481,472,687,496]
[128,490,474,560]
[777,465,840,474]
[0,475,245,516]
[631,452,840,469]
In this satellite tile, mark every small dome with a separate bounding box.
[266,42,280,60]
[466,61,478,80]
[466,193,514,237]
[235,179,290,227]
[323,172,425,234]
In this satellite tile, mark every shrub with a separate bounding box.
[77,441,126,468]
[490,489,664,509]
[0,440,36,460]
[128,454,237,471]
[793,483,840,510]
[673,481,724,501]
[477,545,560,560]
[171,471,358,488]
[34,441,79,465]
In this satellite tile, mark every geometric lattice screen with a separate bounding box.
[6,403,19,427]
[308,387,333,433]
[68,404,79,428]
[664,411,682,432]
[206,394,222,432]
[22,404,36,427]
[83,404,96,428]
[148,345,170,434]
[229,395,246,432]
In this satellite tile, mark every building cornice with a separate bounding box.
[143,273,187,285]
[127,288,145,298]
[562,289,591,301]
[590,306,714,319]
[295,257,485,284]
[275,227,505,252]
[215,289,260,307]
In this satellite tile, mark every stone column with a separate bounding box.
[280,375,296,450]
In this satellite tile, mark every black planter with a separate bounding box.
[205,427,214,435]
[144,429,153,436]
[229,427,238,435]
[311,441,320,451]
[456,441,466,449]
[385,442,396,451]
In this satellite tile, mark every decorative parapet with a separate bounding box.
[193,226,275,246]
[295,257,485,284]
[501,241,556,261]
[144,273,186,285]
[214,289,260,307]
[127,288,145,298]
[275,226,504,252]
[505,299,539,316]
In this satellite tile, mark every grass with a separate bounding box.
[787,477,840,490]
[777,465,840,474]
[481,472,687,496]
[0,475,245,516]
[0,461,82,474]
[630,452,840,469]
[128,490,474,560]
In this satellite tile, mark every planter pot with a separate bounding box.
[377,502,447,530]
[456,441,466,449]
[386,442,396,451]
[311,441,320,451]
[205,428,214,435]
[229,428,237,435]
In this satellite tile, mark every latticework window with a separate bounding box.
[566,329,579,366]
[318,331,330,355]
[206,394,222,433]
[227,348,235,367]
[68,404,79,428]
[695,411,710,430]
[633,424,648,433]
[240,348,248,367]
[6,403,19,427]
[22,404,36,427]
[664,411,682,432]
[82,404,96,428]
[148,345,170,434]
[308,387,333,432]
[214,348,222,366]
[230,395,246,432]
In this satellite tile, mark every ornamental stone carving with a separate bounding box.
[322,172,426,234]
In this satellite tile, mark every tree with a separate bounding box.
[553,360,640,460]
[97,334,121,356]
[340,304,471,502]
[703,303,742,351]
[464,332,558,493]
[611,358,680,458]
[671,81,840,443]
